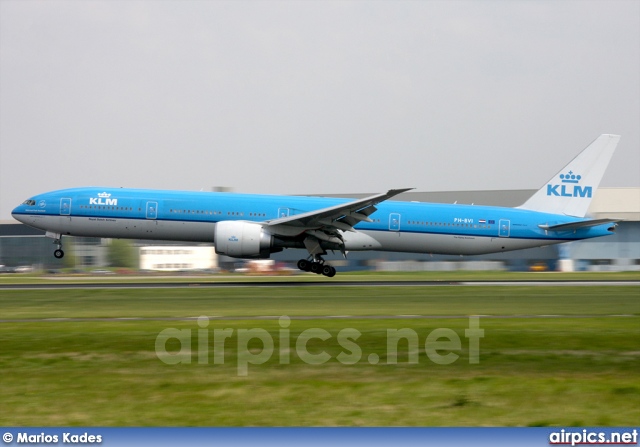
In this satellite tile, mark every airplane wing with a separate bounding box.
[538,218,620,231]
[266,188,413,234]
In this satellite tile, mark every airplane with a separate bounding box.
[12,134,621,277]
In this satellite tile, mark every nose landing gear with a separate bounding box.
[47,233,64,259]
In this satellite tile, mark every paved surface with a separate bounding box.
[1,280,638,290]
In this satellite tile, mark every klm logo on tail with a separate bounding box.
[546,171,592,198]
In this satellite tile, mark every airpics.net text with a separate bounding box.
[155,316,484,376]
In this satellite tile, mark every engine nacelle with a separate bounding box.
[214,221,274,259]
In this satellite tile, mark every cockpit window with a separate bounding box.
[22,200,36,206]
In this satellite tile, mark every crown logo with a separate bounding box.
[98,192,111,198]
[559,171,581,184]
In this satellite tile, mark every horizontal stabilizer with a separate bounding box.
[538,219,620,231]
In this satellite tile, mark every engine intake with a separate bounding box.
[214,221,274,259]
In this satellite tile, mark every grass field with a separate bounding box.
[0,285,638,426]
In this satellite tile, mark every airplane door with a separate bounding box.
[499,219,510,237]
[389,213,401,231]
[60,198,71,216]
[278,208,290,218]
[146,201,158,220]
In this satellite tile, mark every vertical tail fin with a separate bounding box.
[518,134,620,217]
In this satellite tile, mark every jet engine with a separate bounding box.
[214,221,275,259]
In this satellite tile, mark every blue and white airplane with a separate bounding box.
[12,135,621,277]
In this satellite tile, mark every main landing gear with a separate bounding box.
[297,258,336,277]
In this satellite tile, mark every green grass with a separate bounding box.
[0,286,638,426]
[0,286,638,319]
[0,269,639,284]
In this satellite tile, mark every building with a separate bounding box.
[139,246,217,272]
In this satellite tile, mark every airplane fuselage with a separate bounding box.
[11,187,614,257]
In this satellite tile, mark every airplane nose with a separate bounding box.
[11,207,26,223]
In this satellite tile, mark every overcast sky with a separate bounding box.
[1,0,638,220]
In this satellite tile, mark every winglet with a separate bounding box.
[518,135,620,217]
[379,188,414,201]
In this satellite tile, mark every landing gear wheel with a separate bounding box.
[322,265,336,277]
[54,249,64,259]
[310,262,323,274]
[297,259,311,272]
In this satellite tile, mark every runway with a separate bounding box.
[1,279,638,290]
